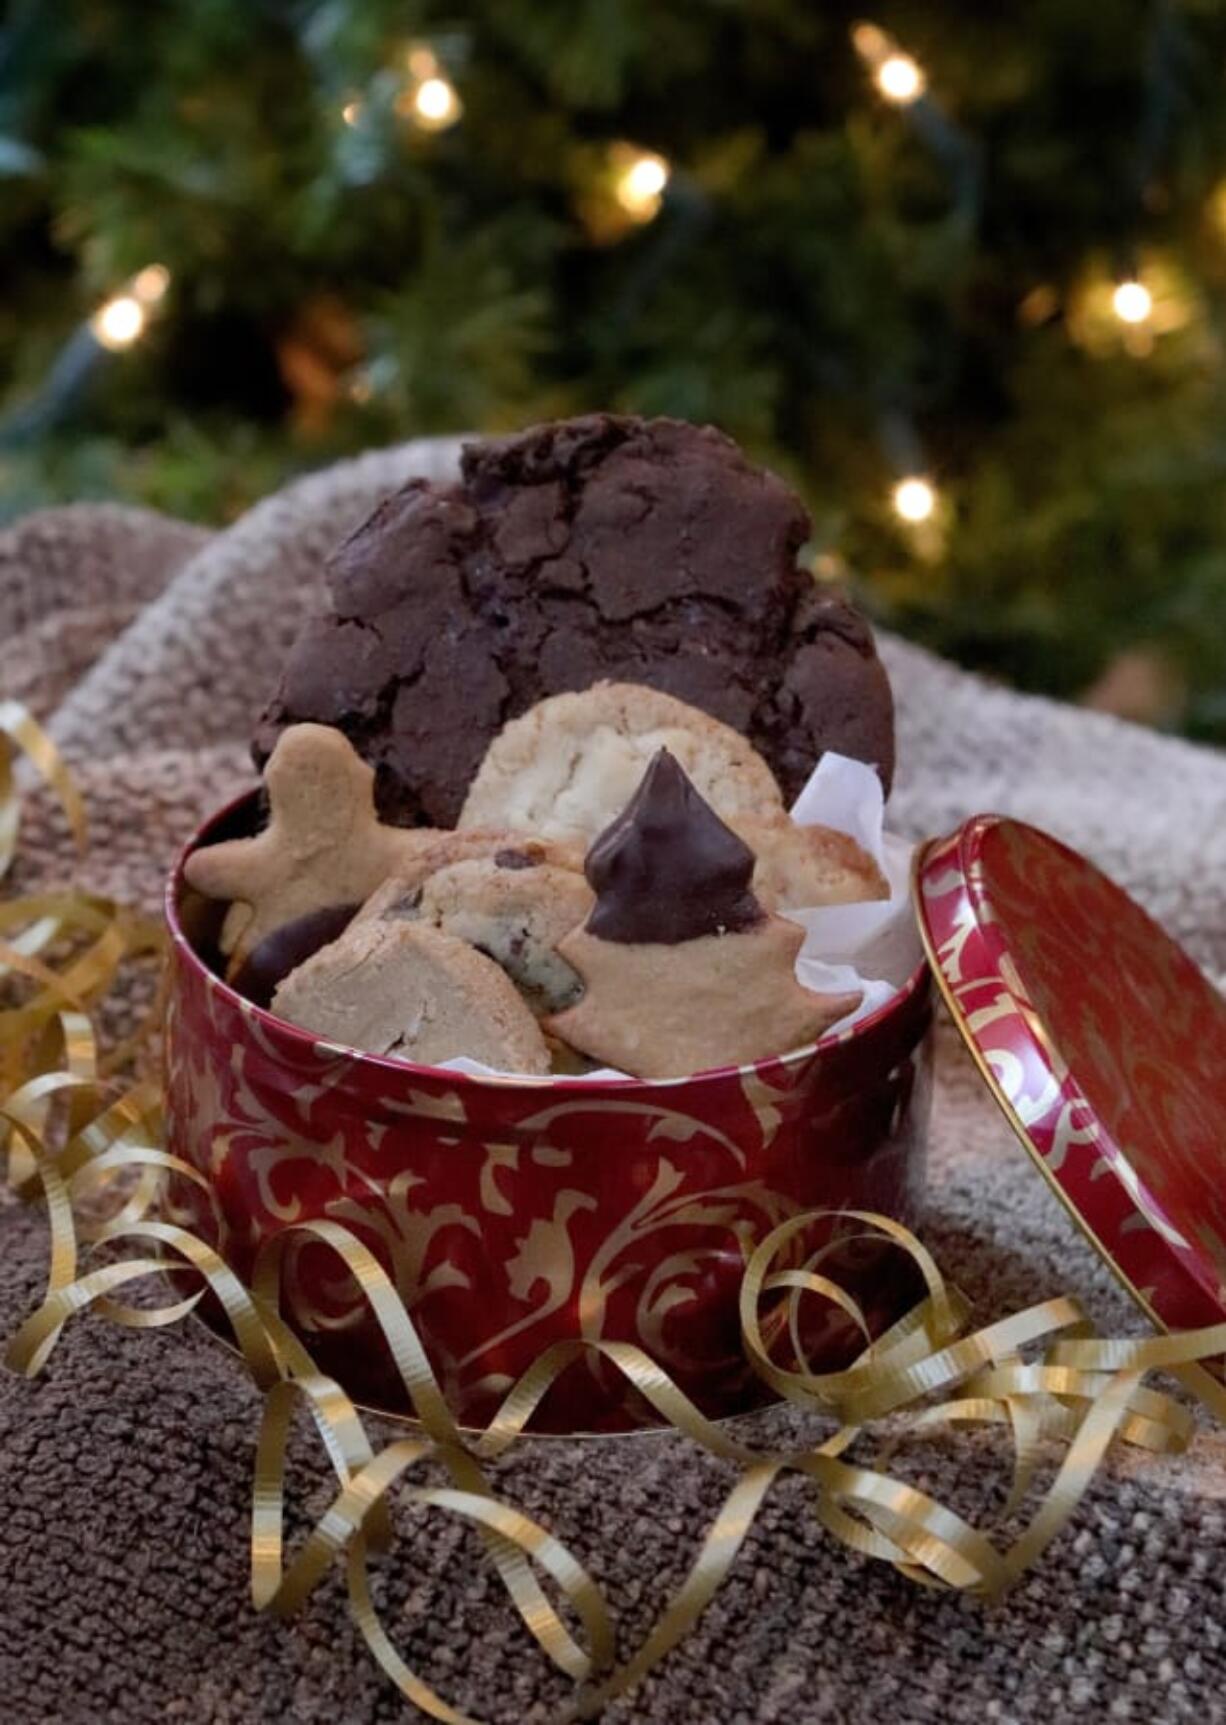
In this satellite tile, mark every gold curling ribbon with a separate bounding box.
[3,700,1226,1723]
[0,699,87,880]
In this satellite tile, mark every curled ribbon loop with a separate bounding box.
[0,700,87,881]
[3,698,1226,1723]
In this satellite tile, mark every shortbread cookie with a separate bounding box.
[546,751,860,1077]
[549,919,859,1078]
[184,723,564,967]
[732,814,889,911]
[458,682,783,844]
[271,918,550,1073]
[357,855,592,1014]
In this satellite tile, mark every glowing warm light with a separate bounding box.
[893,477,937,523]
[851,23,890,61]
[411,75,460,130]
[92,295,146,350]
[876,52,925,104]
[407,46,439,81]
[614,150,671,220]
[342,99,362,127]
[1112,279,1153,325]
[131,264,170,304]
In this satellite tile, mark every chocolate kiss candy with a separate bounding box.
[584,749,764,944]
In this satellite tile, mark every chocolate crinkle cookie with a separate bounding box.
[253,414,895,826]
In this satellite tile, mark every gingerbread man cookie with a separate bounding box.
[546,751,860,1077]
[185,723,572,968]
[272,918,551,1073]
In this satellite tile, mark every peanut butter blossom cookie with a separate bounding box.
[254,414,896,826]
[547,751,861,1077]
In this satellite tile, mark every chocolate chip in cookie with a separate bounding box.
[356,857,592,1015]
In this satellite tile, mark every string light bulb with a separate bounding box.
[342,98,362,127]
[92,296,145,350]
[398,69,461,131]
[613,148,671,221]
[853,22,926,106]
[90,264,171,351]
[892,476,937,524]
[415,76,460,128]
[876,53,925,105]
[1112,278,1153,325]
[1066,257,1189,357]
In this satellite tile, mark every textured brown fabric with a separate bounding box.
[2,442,1226,1724]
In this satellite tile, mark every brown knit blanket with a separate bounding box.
[2,444,1226,1724]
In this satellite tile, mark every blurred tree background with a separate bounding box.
[3,0,1226,741]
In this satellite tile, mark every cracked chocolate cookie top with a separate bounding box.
[253,414,895,825]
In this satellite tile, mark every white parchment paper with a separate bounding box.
[784,752,922,1034]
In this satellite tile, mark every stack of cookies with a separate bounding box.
[186,682,887,1078]
[187,414,900,1079]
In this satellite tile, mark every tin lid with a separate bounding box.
[913,815,1226,1334]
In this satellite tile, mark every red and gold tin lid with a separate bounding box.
[915,815,1226,1335]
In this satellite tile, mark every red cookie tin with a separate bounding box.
[915,816,1226,1340]
[163,794,933,1434]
